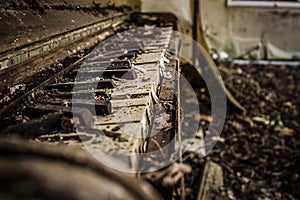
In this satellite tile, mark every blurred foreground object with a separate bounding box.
[0,139,161,200]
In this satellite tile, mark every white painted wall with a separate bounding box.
[200,0,300,60]
[141,0,192,26]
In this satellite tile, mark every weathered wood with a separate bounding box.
[54,89,110,99]
[110,97,149,107]
[26,104,95,126]
[37,99,112,115]
[45,80,115,91]
[1,112,63,138]
[197,161,224,200]
[71,69,137,80]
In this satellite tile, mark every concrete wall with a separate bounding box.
[141,0,192,30]
[200,0,300,60]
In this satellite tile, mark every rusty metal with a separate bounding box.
[175,58,186,200]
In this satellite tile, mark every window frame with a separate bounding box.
[227,0,300,8]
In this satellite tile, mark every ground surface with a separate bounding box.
[207,63,300,200]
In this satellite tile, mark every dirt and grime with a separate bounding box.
[0,1,299,198]
[177,61,300,199]
[206,63,300,200]
[0,0,131,53]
